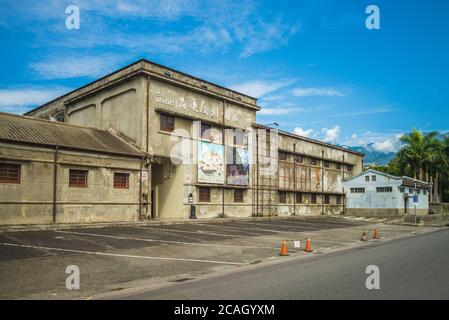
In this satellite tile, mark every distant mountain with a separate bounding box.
[347,144,396,166]
[343,132,449,166]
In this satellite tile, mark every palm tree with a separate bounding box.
[398,129,440,180]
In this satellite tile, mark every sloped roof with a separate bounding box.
[343,169,432,189]
[0,112,143,157]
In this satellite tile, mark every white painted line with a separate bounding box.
[0,242,244,266]
[140,226,252,239]
[56,230,278,250]
[196,223,286,234]
[238,221,323,231]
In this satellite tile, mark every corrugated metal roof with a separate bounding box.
[0,112,143,157]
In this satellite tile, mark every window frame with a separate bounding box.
[311,194,317,204]
[199,187,211,202]
[279,191,287,204]
[69,169,88,188]
[113,172,130,189]
[324,194,330,204]
[0,163,21,184]
[234,189,244,203]
[295,193,303,204]
[159,113,175,132]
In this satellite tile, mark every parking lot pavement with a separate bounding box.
[0,217,438,299]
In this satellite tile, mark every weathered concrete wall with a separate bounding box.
[0,143,143,225]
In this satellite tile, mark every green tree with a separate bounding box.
[398,129,440,181]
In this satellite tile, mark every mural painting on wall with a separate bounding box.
[198,141,225,184]
[226,147,249,186]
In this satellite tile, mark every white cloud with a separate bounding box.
[259,106,304,116]
[230,79,295,98]
[372,140,398,153]
[340,131,404,153]
[321,126,340,142]
[30,55,124,79]
[292,87,345,97]
[294,127,314,137]
[0,87,70,114]
[335,108,399,117]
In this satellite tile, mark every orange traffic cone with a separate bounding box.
[304,238,313,252]
[361,230,368,241]
[280,240,289,256]
[373,228,379,240]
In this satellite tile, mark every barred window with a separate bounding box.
[336,195,342,205]
[160,113,175,132]
[372,175,377,182]
[365,176,370,182]
[279,191,287,204]
[324,194,330,204]
[0,164,21,184]
[278,152,287,161]
[199,187,211,202]
[114,173,129,189]
[296,193,303,204]
[294,155,303,163]
[376,187,393,193]
[234,189,244,203]
[350,188,365,193]
[69,169,88,188]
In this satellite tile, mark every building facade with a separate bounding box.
[343,169,431,217]
[13,59,364,223]
[0,113,144,225]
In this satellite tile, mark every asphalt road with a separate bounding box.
[116,228,449,300]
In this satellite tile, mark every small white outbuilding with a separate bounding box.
[342,169,432,218]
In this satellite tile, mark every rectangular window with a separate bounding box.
[294,155,303,163]
[399,187,405,193]
[365,176,370,182]
[372,175,377,182]
[417,189,421,195]
[296,193,303,204]
[113,173,129,189]
[69,169,88,188]
[234,189,244,203]
[336,163,342,170]
[311,194,317,204]
[324,194,330,204]
[336,195,342,205]
[423,190,428,196]
[199,187,211,202]
[346,165,353,172]
[201,123,212,140]
[278,152,287,161]
[160,113,175,132]
[279,191,287,204]
[324,161,330,168]
[376,187,393,193]
[0,163,21,184]
[310,158,317,166]
[350,188,365,193]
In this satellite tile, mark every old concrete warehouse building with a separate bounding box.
[0,59,364,225]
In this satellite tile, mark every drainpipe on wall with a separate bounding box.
[321,150,325,215]
[53,146,59,224]
[293,143,296,216]
[139,157,143,221]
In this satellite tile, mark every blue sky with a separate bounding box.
[0,0,448,152]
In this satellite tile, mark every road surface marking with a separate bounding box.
[195,223,286,234]
[140,226,254,239]
[56,230,279,250]
[0,242,245,265]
